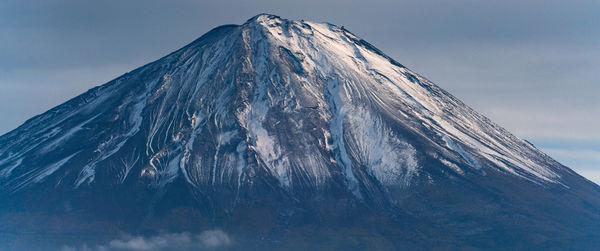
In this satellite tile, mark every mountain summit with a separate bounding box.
[1,14,599,249]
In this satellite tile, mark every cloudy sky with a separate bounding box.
[1,0,598,184]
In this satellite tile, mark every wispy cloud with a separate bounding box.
[61,230,232,251]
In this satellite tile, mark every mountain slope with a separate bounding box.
[1,14,599,250]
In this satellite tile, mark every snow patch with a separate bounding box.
[442,135,483,171]
[345,107,419,187]
[34,152,80,183]
[0,158,23,177]
[325,77,361,197]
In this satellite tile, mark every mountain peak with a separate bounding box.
[1,14,599,249]
[0,14,569,193]
[245,13,282,24]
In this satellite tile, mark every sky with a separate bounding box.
[0,0,598,184]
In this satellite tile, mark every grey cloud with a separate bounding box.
[196,230,233,249]
[105,230,232,251]
[61,230,232,251]
[386,43,600,141]
[2,0,598,72]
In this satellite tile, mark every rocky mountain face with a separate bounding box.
[0,14,599,250]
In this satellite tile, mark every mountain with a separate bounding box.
[0,14,599,250]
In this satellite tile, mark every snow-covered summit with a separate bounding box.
[1,14,599,250]
[0,14,580,195]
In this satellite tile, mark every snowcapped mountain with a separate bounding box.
[1,14,599,250]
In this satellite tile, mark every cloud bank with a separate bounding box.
[61,230,232,251]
